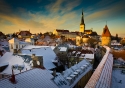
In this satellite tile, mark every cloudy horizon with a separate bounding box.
[0,0,125,37]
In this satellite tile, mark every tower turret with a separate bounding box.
[101,25,111,47]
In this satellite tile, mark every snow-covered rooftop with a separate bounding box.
[21,45,56,69]
[111,69,125,88]
[22,45,46,49]
[111,42,122,46]
[19,41,28,44]
[53,59,92,88]
[0,68,58,88]
[80,54,94,59]
[50,46,55,50]
[59,47,67,52]
[0,52,31,74]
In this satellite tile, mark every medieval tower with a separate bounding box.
[101,25,111,47]
[79,10,85,33]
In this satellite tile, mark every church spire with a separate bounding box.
[80,9,84,25]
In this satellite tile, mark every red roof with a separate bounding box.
[18,31,31,36]
[102,25,111,37]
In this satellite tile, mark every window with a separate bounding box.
[11,44,13,49]
[16,44,18,48]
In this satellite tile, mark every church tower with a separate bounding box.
[79,10,85,33]
[101,25,111,47]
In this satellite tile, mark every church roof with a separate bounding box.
[102,25,111,37]
[85,30,92,32]
[56,29,69,32]
[89,31,98,36]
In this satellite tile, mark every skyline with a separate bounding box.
[0,0,125,37]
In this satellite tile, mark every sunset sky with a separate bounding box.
[0,0,125,37]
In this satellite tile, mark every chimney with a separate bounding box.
[37,56,45,69]
[31,54,45,69]
[9,69,16,84]
[53,69,56,77]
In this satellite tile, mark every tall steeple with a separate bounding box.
[80,9,84,25]
[79,9,85,33]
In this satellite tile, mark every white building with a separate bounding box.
[8,38,33,53]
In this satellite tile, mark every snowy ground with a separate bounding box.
[111,68,125,88]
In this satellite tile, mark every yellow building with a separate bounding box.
[101,25,111,47]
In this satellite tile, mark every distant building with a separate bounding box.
[53,29,69,36]
[0,39,9,51]
[79,10,98,36]
[0,31,5,39]
[101,25,111,47]
[53,10,98,41]
[17,30,32,38]
[76,35,82,46]
[8,38,32,53]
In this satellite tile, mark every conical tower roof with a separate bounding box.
[102,25,111,37]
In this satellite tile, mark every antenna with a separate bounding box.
[106,21,107,25]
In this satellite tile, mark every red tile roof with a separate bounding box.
[102,25,111,37]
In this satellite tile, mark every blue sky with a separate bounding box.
[0,0,125,37]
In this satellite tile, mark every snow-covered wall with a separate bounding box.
[85,46,113,88]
